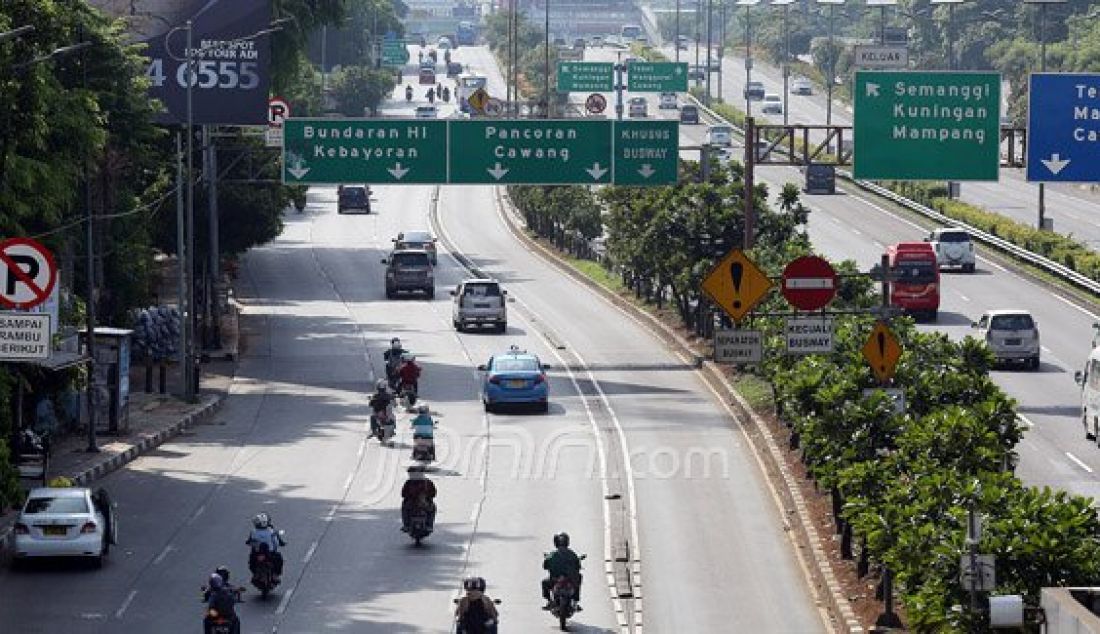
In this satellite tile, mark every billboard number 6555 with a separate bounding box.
[146,58,260,90]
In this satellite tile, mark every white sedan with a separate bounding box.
[11,487,117,567]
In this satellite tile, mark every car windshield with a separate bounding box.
[711,126,731,134]
[494,357,539,372]
[465,283,501,298]
[25,496,89,515]
[891,261,936,283]
[682,106,697,113]
[938,231,970,243]
[393,252,430,266]
[990,314,1034,330]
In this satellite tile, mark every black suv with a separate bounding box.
[337,185,371,214]
[383,250,435,299]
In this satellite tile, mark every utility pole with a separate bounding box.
[1023,0,1065,230]
[80,22,98,453]
[675,0,681,63]
[185,20,197,401]
[775,0,794,126]
[744,116,755,249]
[717,0,726,103]
[705,0,713,105]
[205,126,220,350]
[176,133,187,397]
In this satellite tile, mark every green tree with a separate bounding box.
[331,65,396,115]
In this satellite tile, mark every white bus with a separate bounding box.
[455,72,488,113]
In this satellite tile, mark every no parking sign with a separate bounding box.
[0,237,57,310]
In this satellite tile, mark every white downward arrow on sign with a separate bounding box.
[287,166,311,179]
[487,162,510,180]
[586,162,609,180]
[1041,153,1070,175]
[865,82,880,98]
[638,164,656,178]
[387,162,410,180]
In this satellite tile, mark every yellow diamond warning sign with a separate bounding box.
[862,320,902,383]
[701,249,773,322]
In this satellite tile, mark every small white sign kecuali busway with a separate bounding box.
[785,317,834,354]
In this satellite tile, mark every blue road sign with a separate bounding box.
[1027,73,1100,183]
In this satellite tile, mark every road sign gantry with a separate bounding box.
[282,118,679,186]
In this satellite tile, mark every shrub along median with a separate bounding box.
[507,161,1100,631]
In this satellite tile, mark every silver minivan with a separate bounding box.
[972,309,1040,370]
[452,279,507,332]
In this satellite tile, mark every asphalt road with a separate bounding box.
[677,45,1100,250]
[0,46,825,634]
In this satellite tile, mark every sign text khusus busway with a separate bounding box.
[283,118,679,186]
[853,71,1000,181]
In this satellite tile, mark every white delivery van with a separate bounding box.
[1075,328,1100,441]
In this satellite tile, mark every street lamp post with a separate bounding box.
[676,0,682,63]
[544,0,551,118]
[773,0,795,126]
[736,0,760,116]
[718,0,727,103]
[930,0,964,71]
[705,0,713,106]
[816,0,845,126]
[1024,0,1066,231]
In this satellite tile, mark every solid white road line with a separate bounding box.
[275,587,295,615]
[152,544,174,565]
[302,540,319,564]
[1066,452,1094,474]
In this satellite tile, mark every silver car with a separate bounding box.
[972,309,1040,370]
[452,279,507,332]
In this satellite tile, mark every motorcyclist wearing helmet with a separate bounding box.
[383,338,406,386]
[405,84,414,101]
[369,379,395,435]
[401,465,437,532]
[541,532,583,610]
[246,513,286,580]
[455,576,499,633]
[202,566,233,602]
[397,353,422,395]
[411,403,434,439]
[203,572,240,634]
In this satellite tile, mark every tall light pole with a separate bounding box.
[544,0,550,118]
[675,0,682,63]
[736,0,760,115]
[1024,0,1065,231]
[718,0,727,103]
[773,0,795,126]
[705,0,713,105]
[866,0,896,45]
[930,0,964,71]
[816,0,845,126]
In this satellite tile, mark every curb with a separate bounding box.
[491,187,864,634]
[0,395,225,549]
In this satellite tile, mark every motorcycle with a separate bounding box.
[385,354,404,389]
[371,406,396,445]
[406,504,434,546]
[400,381,418,409]
[200,585,243,634]
[249,537,285,599]
[412,435,435,462]
[454,597,501,634]
[405,86,413,102]
[548,554,586,630]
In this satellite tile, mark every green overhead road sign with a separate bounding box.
[627,62,688,92]
[282,118,447,184]
[283,119,679,185]
[381,40,410,66]
[854,71,1000,180]
[614,120,679,185]
[557,62,614,92]
[449,120,613,184]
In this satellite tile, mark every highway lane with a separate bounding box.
[671,114,1100,503]
[676,46,1100,250]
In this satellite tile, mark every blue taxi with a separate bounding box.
[478,346,549,413]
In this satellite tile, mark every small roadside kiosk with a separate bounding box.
[80,327,134,435]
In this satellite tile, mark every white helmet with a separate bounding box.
[252,513,270,529]
[391,338,402,350]
[417,403,430,414]
[376,379,388,391]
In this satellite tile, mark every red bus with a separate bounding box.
[887,242,940,321]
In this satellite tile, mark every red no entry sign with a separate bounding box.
[781,256,837,311]
[0,237,58,310]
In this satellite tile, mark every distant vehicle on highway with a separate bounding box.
[455,21,477,46]
[419,67,437,85]
[688,65,706,80]
[744,81,765,101]
[415,105,438,119]
[676,35,689,50]
[679,104,699,124]
[573,37,586,49]
[452,278,507,333]
[658,92,678,110]
[706,124,732,147]
[802,164,836,195]
[591,35,605,47]
[791,77,813,95]
[337,185,372,214]
[382,249,434,299]
[761,93,783,114]
[628,96,648,117]
[479,345,550,413]
[1076,345,1100,440]
[437,36,453,50]
[887,242,940,321]
[394,229,438,264]
[621,24,642,40]
[973,309,1040,370]
[926,227,976,273]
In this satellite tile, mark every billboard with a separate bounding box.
[91,1,272,125]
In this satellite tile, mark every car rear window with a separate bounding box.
[402,231,432,242]
[393,252,430,266]
[465,283,501,298]
[990,314,1034,330]
[891,261,937,283]
[938,230,970,243]
[494,357,539,372]
[340,188,366,201]
[25,496,89,514]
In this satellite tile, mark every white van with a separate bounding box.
[1076,330,1100,441]
[706,125,732,147]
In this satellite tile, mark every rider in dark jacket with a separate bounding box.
[541,532,582,609]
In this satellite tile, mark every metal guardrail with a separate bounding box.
[683,95,1100,298]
